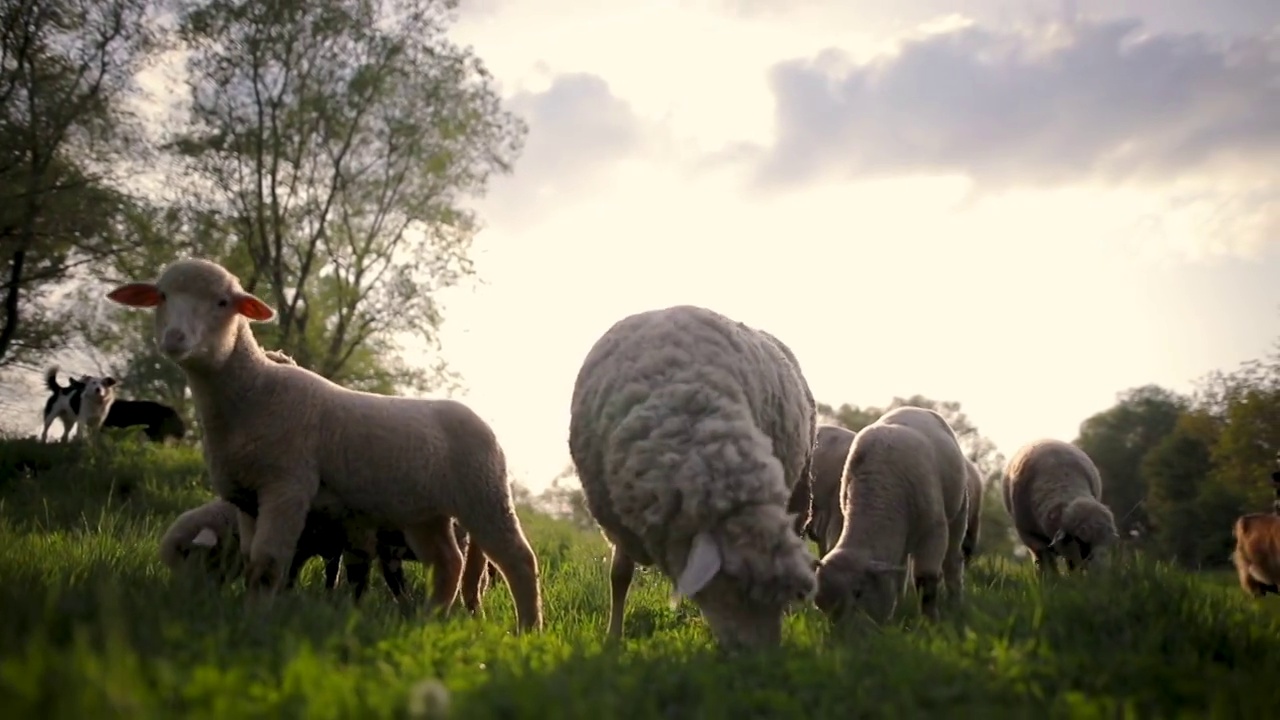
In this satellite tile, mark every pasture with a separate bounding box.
[0,436,1277,719]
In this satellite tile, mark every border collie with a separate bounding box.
[41,367,117,442]
[103,399,187,442]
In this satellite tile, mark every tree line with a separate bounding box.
[1,0,525,429]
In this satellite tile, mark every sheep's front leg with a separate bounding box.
[244,489,311,602]
[608,545,635,642]
[237,510,257,577]
[942,507,969,606]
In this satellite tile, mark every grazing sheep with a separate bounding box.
[798,424,856,558]
[568,304,818,649]
[814,406,969,624]
[1002,439,1119,573]
[107,258,542,632]
[1231,513,1280,598]
[961,459,984,563]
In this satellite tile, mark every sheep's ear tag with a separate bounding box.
[1048,530,1067,550]
[672,532,722,607]
[192,527,219,548]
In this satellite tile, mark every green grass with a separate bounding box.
[1,436,1279,719]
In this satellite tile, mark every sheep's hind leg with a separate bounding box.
[941,507,968,608]
[461,512,544,634]
[607,546,635,643]
[458,527,489,616]
[400,516,463,618]
[244,490,311,604]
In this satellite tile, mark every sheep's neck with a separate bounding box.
[185,322,267,435]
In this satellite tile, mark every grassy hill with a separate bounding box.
[1,435,1278,719]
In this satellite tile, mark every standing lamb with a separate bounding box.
[1230,512,1280,598]
[1002,439,1119,573]
[813,406,969,624]
[569,304,818,649]
[800,424,857,558]
[257,344,495,611]
[107,258,542,633]
[961,459,984,563]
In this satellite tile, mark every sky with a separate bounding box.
[7,0,1280,496]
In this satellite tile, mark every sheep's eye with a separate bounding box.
[217,298,229,308]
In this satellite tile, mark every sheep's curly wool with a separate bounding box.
[569,304,817,647]
[1003,438,1118,570]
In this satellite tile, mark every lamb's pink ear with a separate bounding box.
[107,283,162,307]
[233,292,275,322]
[674,532,722,599]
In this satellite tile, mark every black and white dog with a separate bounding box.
[41,367,118,442]
[41,367,187,443]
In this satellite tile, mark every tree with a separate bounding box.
[0,0,164,367]
[167,0,525,393]
[1073,384,1189,535]
[1141,410,1229,566]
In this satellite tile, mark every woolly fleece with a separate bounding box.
[814,406,969,624]
[1002,438,1118,572]
[569,304,818,649]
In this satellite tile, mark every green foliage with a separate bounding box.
[1073,384,1189,534]
[147,0,527,395]
[5,439,1278,717]
[0,0,166,367]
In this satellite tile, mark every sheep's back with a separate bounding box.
[312,386,505,525]
[568,305,814,555]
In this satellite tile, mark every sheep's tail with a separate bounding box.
[44,366,62,394]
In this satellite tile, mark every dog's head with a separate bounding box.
[80,376,118,405]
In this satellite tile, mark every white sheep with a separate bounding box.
[961,458,984,563]
[1002,438,1118,573]
[814,406,969,624]
[797,423,856,558]
[107,258,542,632]
[568,304,818,649]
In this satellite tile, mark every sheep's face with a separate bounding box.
[814,550,904,624]
[106,259,275,368]
[693,580,787,650]
[670,528,815,650]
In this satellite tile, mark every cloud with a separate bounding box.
[726,17,1279,193]
[479,72,659,228]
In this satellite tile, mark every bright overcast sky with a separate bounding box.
[7,0,1280,496]
[432,0,1280,492]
